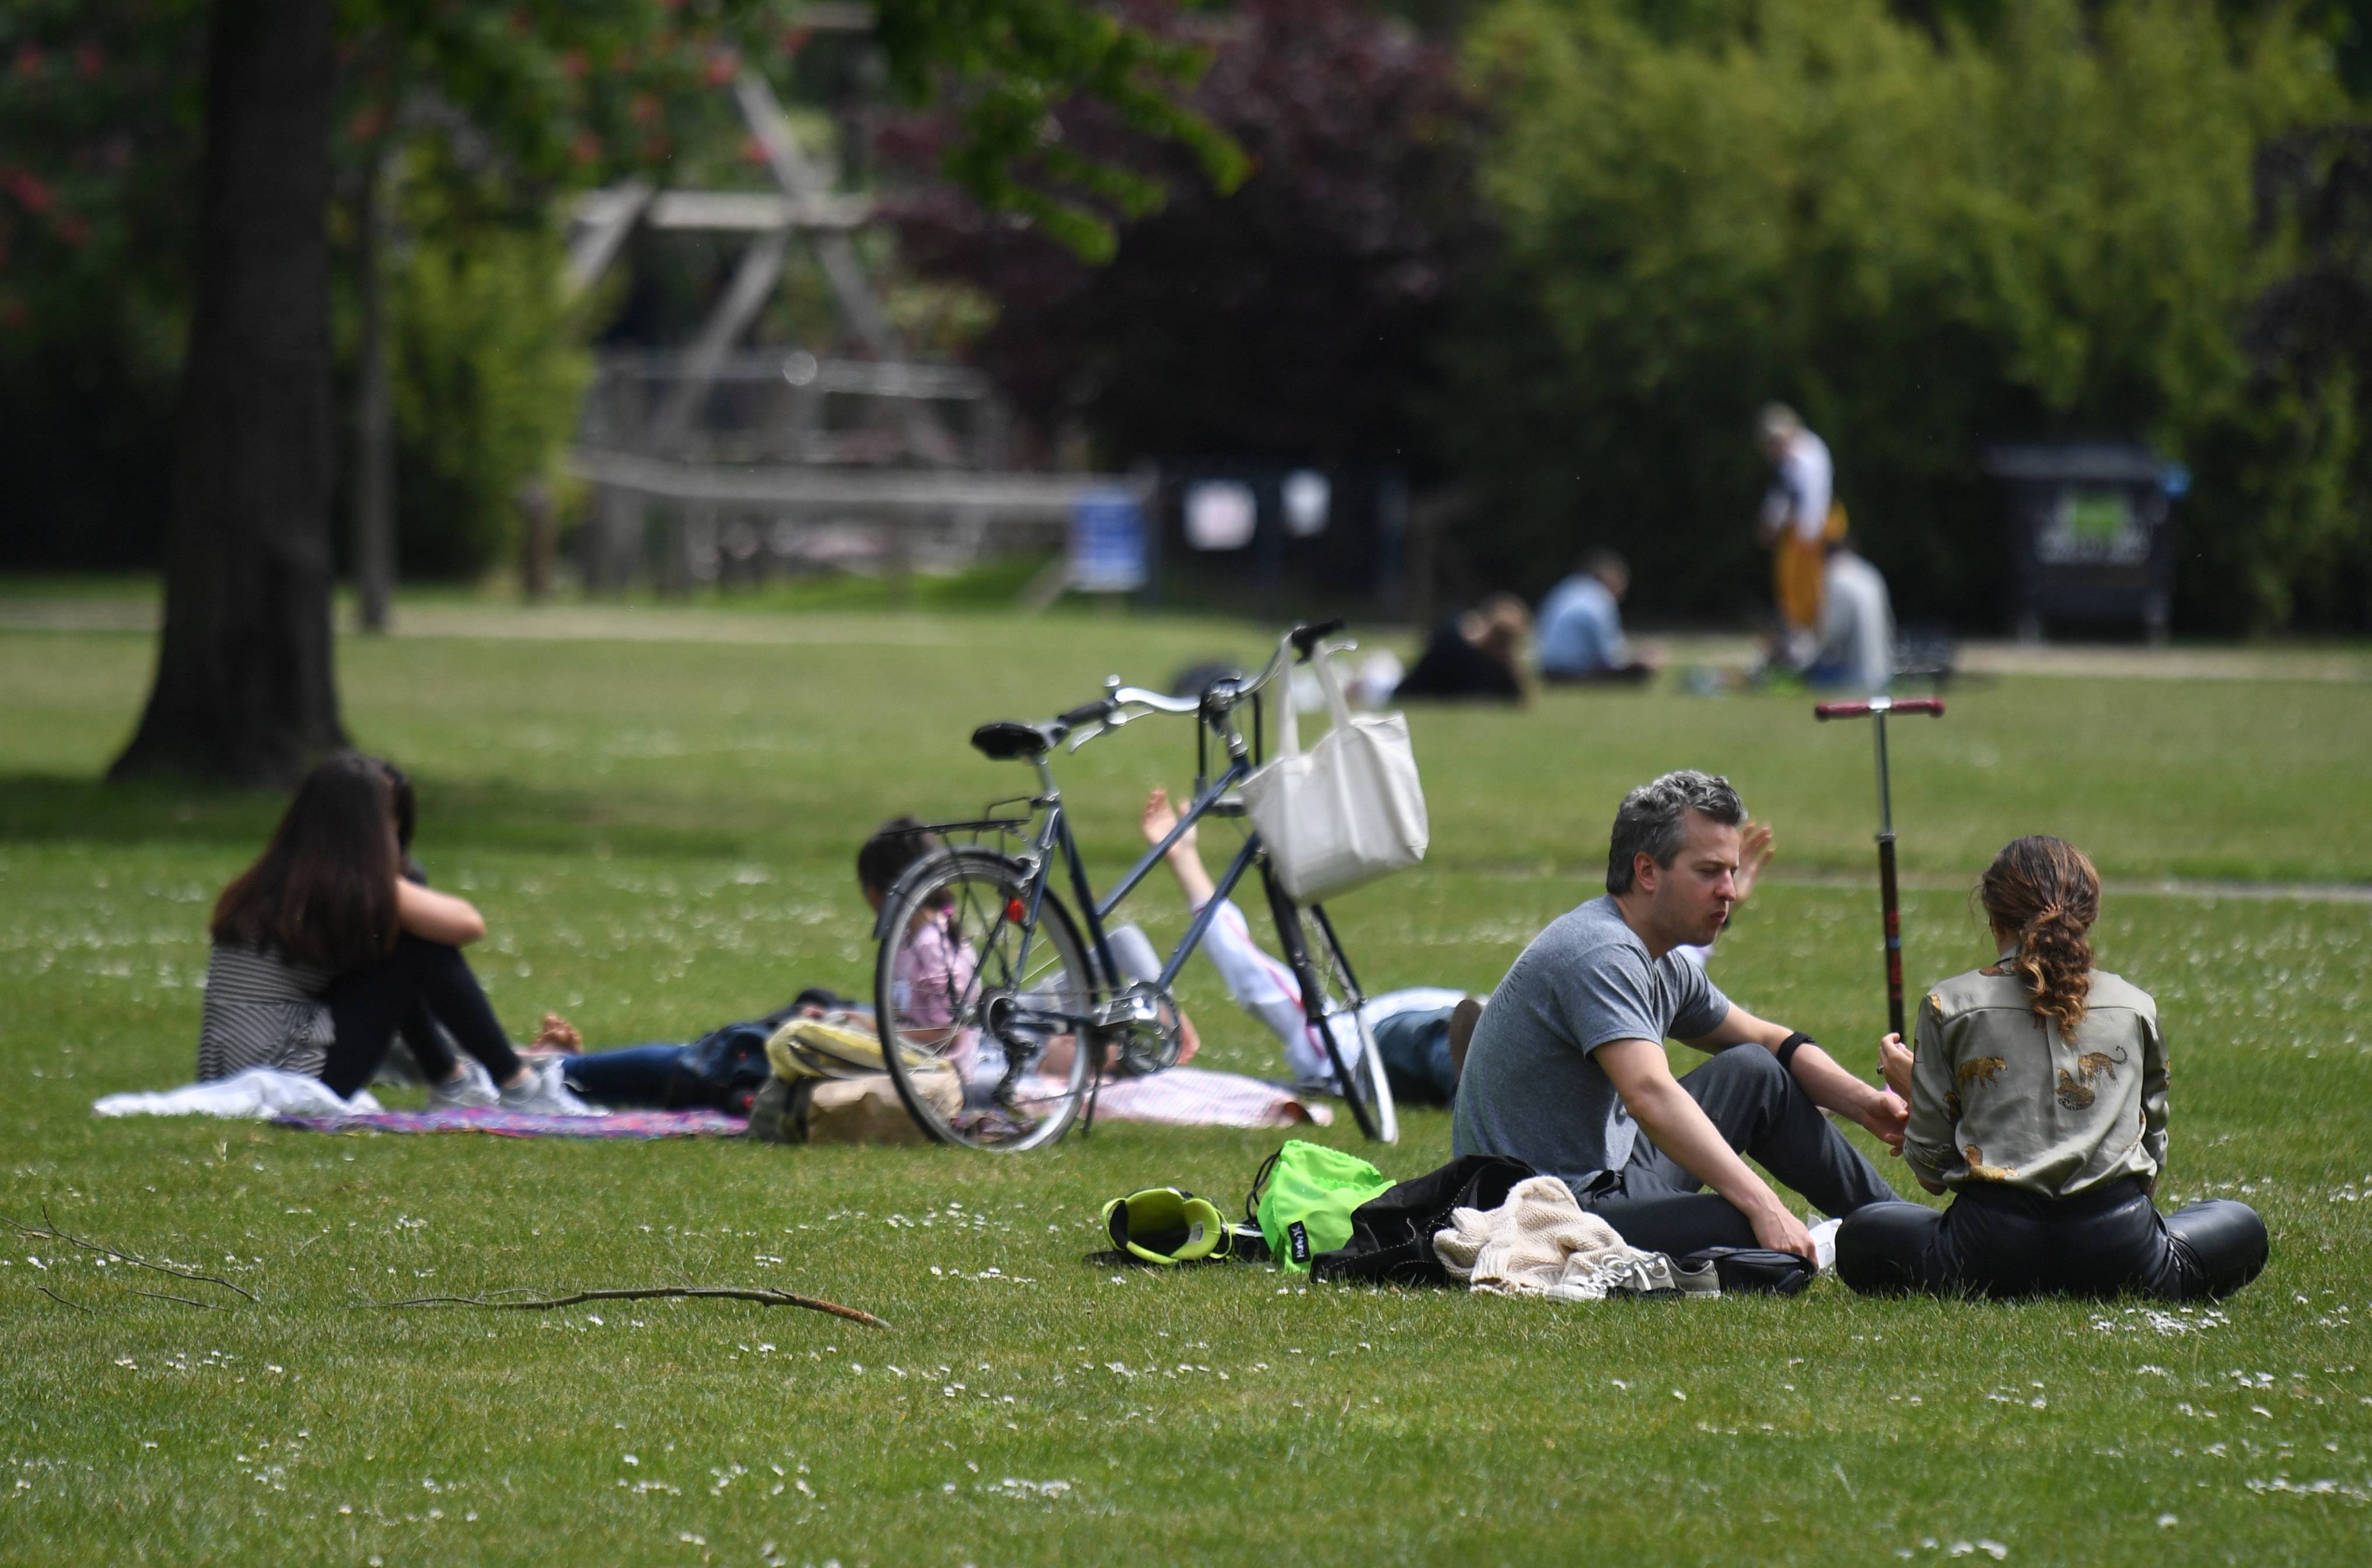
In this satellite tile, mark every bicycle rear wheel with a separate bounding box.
[1263,874,1398,1144]
[873,850,1099,1151]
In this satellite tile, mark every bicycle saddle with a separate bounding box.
[970,720,1063,760]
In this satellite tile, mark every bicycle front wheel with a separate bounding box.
[1264,876,1398,1144]
[873,850,1099,1151]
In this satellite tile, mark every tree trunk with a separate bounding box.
[352,138,398,634]
[110,0,344,788]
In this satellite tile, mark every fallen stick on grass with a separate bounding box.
[375,1285,889,1329]
[130,1288,222,1310]
[2,1209,260,1303]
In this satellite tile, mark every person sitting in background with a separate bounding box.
[1836,836,2269,1300]
[1805,535,1894,692]
[200,753,595,1113]
[1536,550,1655,684]
[1392,593,1532,703]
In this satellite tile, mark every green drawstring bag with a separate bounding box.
[1249,1140,1394,1273]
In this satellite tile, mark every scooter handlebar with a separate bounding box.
[1814,697,1944,720]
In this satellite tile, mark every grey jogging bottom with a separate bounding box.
[1574,1043,1900,1256]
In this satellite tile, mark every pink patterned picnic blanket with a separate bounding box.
[1089,1067,1332,1129]
[274,1107,749,1139]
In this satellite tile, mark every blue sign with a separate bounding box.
[1070,491,1147,593]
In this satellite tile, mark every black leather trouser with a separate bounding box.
[1835,1177,2268,1301]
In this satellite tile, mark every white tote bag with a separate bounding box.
[1240,643,1428,903]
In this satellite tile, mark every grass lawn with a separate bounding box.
[2,605,2368,1566]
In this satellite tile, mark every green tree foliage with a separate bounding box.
[1448,0,2346,631]
[883,0,1480,470]
[875,0,1248,261]
[1,1,1237,579]
[386,203,590,578]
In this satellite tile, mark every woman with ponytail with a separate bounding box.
[1836,835,2267,1300]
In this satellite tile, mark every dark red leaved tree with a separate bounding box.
[879,0,1483,473]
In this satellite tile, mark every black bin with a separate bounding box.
[1982,441,2182,643]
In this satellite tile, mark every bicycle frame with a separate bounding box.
[1006,746,1261,1022]
[995,751,1368,1137]
[887,623,1378,1139]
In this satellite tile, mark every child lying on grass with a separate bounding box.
[553,818,942,1111]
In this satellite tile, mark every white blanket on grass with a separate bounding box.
[93,1068,383,1120]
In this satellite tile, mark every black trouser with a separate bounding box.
[320,936,523,1098]
[1835,1178,2268,1301]
[1577,1044,1900,1255]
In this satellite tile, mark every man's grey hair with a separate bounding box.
[1756,402,1801,444]
[1606,770,1747,895]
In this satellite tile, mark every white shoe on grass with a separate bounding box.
[499,1060,607,1117]
[1809,1216,1842,1274]
[426,1057,501,1110]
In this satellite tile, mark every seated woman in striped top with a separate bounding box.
[200,753,596,1114]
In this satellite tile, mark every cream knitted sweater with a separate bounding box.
[1433,1175,1679,1300]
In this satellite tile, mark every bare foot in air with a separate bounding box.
[1141,788,1217,907]
[1140,787,1194,855]
[535,1013,584,1053]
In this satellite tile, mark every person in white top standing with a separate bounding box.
[1809,536,1894,692]
[1755,403,1843,663]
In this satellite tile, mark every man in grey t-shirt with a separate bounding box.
[1452,770,1906,1259]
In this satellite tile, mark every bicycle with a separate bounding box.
[869,619,1399,1152]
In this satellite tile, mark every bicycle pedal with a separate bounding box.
[1091,991,1164,1030]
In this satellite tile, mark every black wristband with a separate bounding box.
[1776,1031,1814,1071]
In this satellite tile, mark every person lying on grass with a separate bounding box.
[557,815,1199,1108]
[201,753,596,1114]
[1452,769,1906,1260]
[1137,787,1459,1101]
[1835,835,2269,1300]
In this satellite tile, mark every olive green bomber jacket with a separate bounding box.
[1903,965,2169,1200]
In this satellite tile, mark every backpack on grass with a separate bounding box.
[1311,1154,1538,1287]
[745,1015,959,1145]
[1247,1139,1396,1272]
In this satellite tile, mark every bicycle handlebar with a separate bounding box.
[1814,697,1945,720]
[1051,621,1360,754]
[1290,617,1347,656]
[1111,686,1201,715]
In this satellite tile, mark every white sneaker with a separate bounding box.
[498,1060,607,1117]
[1809,1217,1842,1274]
[426,1057,501,1110]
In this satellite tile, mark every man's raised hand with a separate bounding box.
[1734,821,1775,903]
[1141,787,1217,908]
[1140,787,1182,848]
